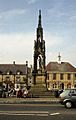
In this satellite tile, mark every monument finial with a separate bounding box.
[39,10,41,16]
[38,10,42,27]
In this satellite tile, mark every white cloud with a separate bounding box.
[70,15,76,22]
[0,32,76,67]
[43,32,64,64]
[0,32,63,65]
[28,0,38,4]
[8,9,27,15]
[44,32,76,67]
[0,9,27,20]
[48,7,69,19]
[0,33,34,65]
[62,44,76,66]
[45,32,63,47]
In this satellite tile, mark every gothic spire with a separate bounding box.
[37,10,43,41]
[38,10,42,28]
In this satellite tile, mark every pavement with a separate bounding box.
[0,97,59,104]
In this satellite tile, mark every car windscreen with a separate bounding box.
[60,89,70,97]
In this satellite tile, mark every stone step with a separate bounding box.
[30,84,47,91]
[27,94,54,98]
[28,84,54,98]
[28,90,54,98]
[30,90,53,94]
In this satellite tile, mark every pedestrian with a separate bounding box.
[17,89,23,98]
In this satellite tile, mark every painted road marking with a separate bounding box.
[0,112,48,116]
[0,111,49,114]
[50,113,60,116]
[36,114,48,116]
[0,113,35,116]
[0,111,60,116]
[0,111,49,116]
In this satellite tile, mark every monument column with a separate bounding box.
[32,10,46,86]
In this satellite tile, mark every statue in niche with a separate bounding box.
[38,55,43,70]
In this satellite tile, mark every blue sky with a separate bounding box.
[0,0,76,67]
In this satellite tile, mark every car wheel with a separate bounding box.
[65,101,72,108]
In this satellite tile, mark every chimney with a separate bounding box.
[26,61,28,67]
[13,61,15,65]
[58,52,61,64]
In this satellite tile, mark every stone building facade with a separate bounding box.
[0,61,31,91]
[46,62,76,90]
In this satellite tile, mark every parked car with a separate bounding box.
[59,88,76,108]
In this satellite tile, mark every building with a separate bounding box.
[0,61,31,92]
[46,62,76,90]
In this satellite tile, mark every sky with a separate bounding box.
[0,0,76,67]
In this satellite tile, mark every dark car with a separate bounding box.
[59,88,76,108]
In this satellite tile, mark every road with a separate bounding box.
[0,103,76,120]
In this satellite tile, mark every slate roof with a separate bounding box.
[46,62,76,72]
[0,64,30,75]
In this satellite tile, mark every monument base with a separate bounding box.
[28,74,53,98]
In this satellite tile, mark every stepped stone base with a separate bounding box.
[28,84,54,98]
[28,74,54,98]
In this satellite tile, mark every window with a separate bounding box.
[53,83,57,88]
[70,89,76,95]
[74,89,76,94]
[60,74,64,80]
[67,74,71,80]
[53,73,56,80]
